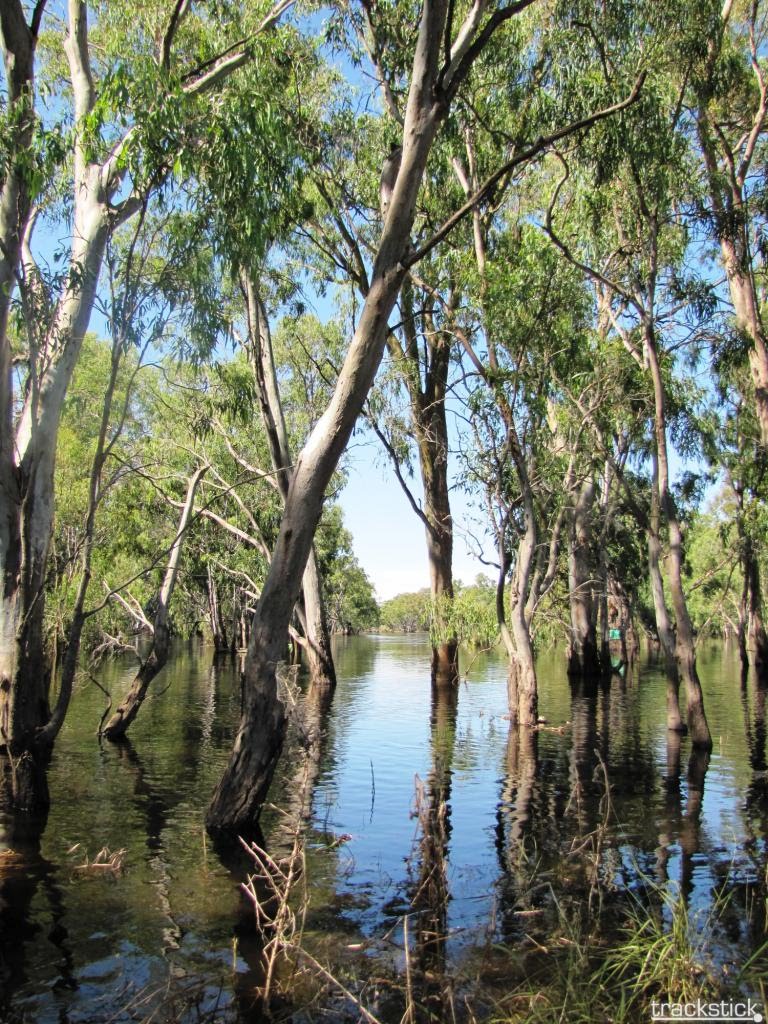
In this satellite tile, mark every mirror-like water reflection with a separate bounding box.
[0,635,765,1021]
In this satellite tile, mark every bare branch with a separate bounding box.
[160,0,192,71]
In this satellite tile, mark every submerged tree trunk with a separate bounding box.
[1,4,112,809]
[738,517,768,684]
[2,0,267,810]
[385,281,457,686]
[411,681,458,994]
[567,476,600,680]
[205,0,455,831]
[646,329,711,749]
[507,495,538,728]
[102,465,207,740]
[0,210,109,807]
[299,549,336,689]
[647,451,684,733]
[204,0,637,831]
[207,565,229,654]
[415,322,456,688]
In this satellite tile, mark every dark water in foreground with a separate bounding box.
[1,637,767,1022]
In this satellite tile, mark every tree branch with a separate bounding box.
[160,0,192,71]
[406,73,645,268]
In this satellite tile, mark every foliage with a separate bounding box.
[379,590,432,634]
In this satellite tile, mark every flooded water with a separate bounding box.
[1,636,766,1022]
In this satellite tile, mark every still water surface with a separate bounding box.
[1,636,766,1021]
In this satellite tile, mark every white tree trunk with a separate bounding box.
[206,0,455,831]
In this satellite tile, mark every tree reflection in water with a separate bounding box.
[406,680,459,1019]
[0,808,76,1018]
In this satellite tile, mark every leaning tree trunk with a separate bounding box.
[646,329,712,750]
[205,0,452,831]
[102,465,207,740]
[242,273,336,688]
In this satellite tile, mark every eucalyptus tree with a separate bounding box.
[206,6,646,829]
[688,0,768,449]
[238,273,337,688]
[45,206,200,746]
[0,0,298,808]
[549,324,652,670]
[456,222,597,722]
[544,81,714,747]
[291,103,466,685]
[708,349,768,675]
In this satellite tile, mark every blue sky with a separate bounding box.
[340,443,493,601]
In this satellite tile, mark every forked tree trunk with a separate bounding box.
[387,283,457,685]
[102,465,207,740]
[1,4,112,809]
[2,0,271,810]
[206,0,453,831]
